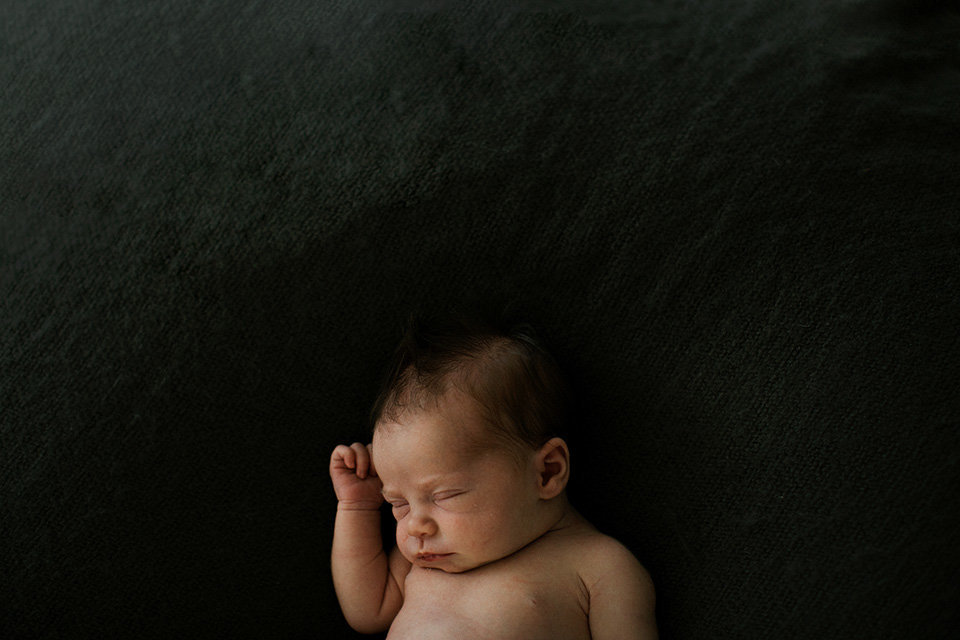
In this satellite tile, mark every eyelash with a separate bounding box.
[386,492,464,516]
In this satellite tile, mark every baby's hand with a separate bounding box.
[330,443,384,510]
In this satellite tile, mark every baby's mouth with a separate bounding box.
[416,552,453,563]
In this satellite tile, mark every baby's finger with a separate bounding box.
[350,442,371,479]
[331,444,357,471]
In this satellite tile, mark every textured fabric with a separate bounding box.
[2,1,958,638]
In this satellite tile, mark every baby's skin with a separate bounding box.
[330,389,657,639]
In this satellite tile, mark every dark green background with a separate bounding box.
[2,1,958,638]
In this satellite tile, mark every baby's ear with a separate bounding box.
[535,437,570,500]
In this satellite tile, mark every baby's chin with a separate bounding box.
[405,553,467,572]
[405,552,502,574]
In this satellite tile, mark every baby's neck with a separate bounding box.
[540,496,589,539]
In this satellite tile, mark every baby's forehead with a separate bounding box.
[373,416,514,471]
[372,418,487,462]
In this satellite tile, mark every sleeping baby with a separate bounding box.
[329,312,657,638]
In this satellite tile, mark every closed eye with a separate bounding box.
[388,501,409,519]
[433,490,465,502]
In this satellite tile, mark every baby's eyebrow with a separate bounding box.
[380,474,464,498]
[380,476,446,498]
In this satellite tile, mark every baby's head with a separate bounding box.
[370,311,572,572]
[371,311,569,462]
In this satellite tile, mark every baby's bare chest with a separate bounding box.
[387,562,590,640]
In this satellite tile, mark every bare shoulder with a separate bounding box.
[570,530,658,639]
[573,531,653,591]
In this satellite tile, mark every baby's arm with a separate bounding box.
[330,443,407,633]
[582,537,658,640]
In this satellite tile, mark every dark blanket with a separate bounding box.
[2,1,958,638]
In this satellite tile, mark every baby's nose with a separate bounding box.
[406,514,438,539]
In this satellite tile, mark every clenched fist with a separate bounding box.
[330,443,384,511]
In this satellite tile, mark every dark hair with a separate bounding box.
[370,309,569,458]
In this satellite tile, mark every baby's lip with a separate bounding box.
[416,552,453,561]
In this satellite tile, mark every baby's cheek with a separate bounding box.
[485,509,525,549]
[454,511,496,547]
